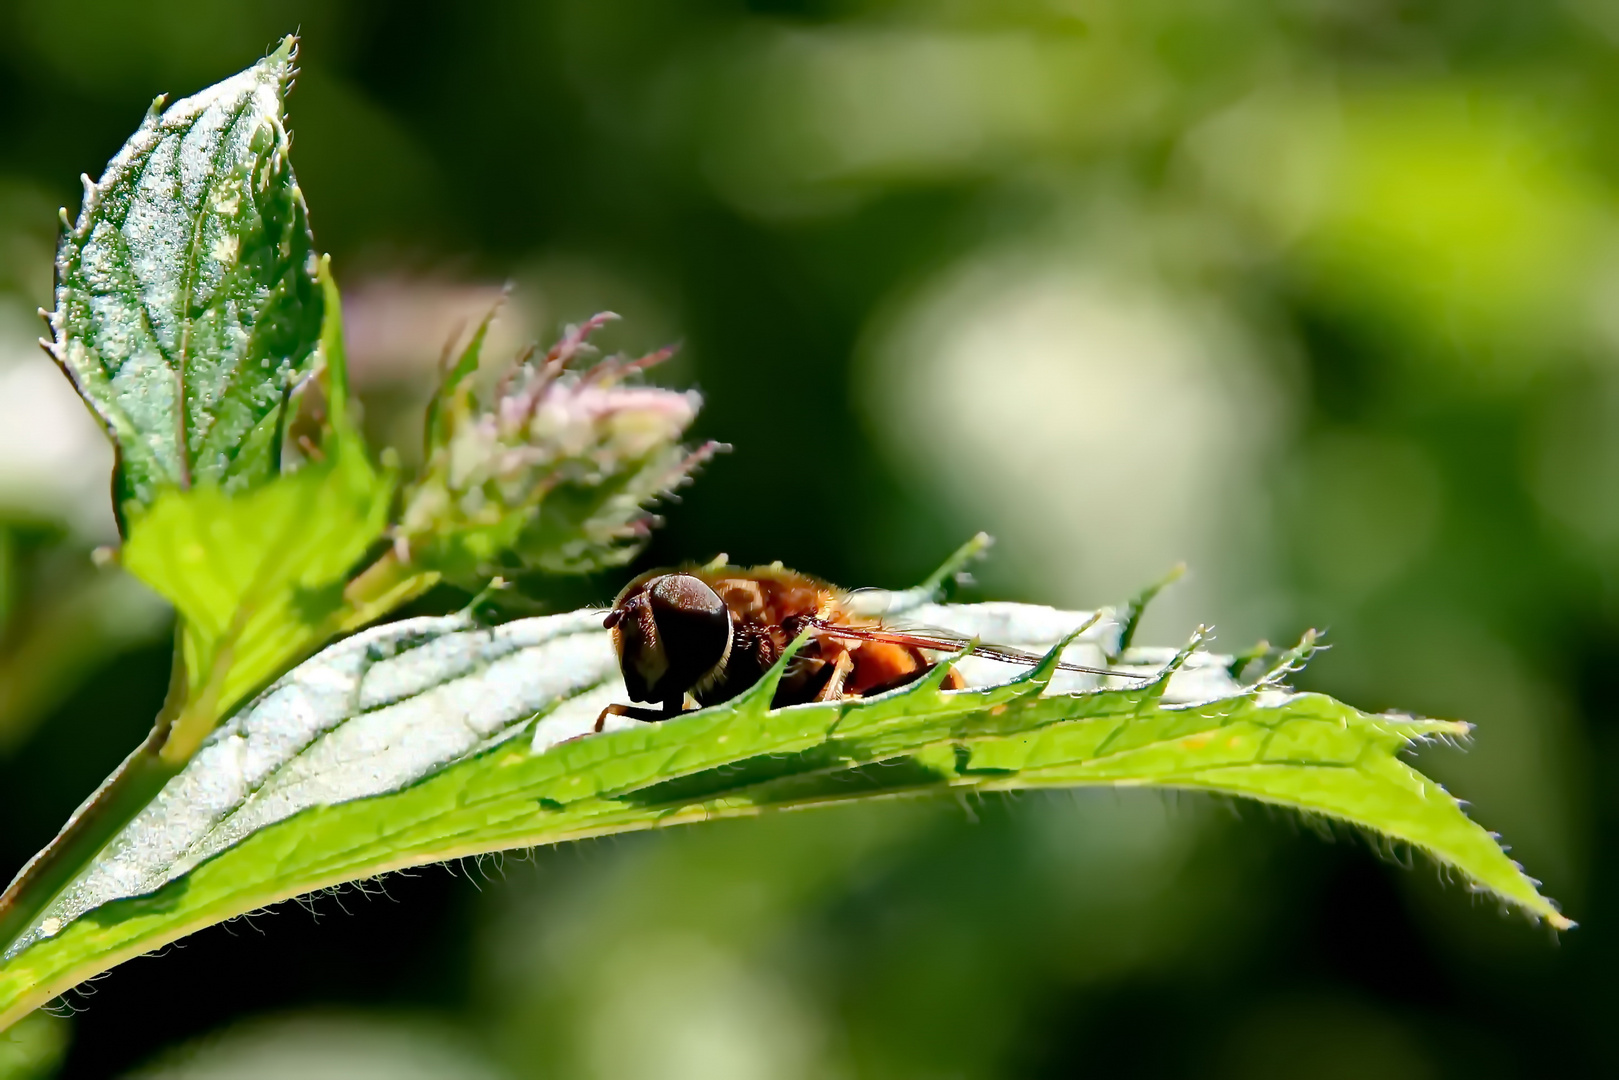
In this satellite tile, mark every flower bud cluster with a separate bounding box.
[398,312,718,583]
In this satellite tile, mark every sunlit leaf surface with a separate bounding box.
[0,594,1563,1028]
[46,36,321,515]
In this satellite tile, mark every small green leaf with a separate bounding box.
[47,36,322,518]
[315,254,354,438]
[119,437,393,762]
[0,595,1564,1030]
[423,296,502,453]
[1114,561,1186,657]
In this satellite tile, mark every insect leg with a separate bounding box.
[813,651,855,702]
[594,702,681,732]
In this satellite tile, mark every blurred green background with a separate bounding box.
[1,1,1616,1076]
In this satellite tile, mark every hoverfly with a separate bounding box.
[595,560,1139,730]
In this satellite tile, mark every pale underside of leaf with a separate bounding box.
[0,598,1131,957]
[0,595,1566,1029]
[47,37,321,512]
[39,610,613,950]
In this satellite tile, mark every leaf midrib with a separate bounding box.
[169,90,267,488]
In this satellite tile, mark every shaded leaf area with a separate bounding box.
[47,36,321,516]
[0,601,1562,1029]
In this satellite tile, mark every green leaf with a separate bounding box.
[0,594,1563,1031]
[46,36,322,518]
[423,296,501,453]
[119,436,393,762]
[315,254,355,438]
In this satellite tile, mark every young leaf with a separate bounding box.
[315,254,356,439]
[119,436,393,763]
[46,36,322,517]
[0,597,1564,1031]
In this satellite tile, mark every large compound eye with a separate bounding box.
[608,591,662,703]
[646,574,732,701]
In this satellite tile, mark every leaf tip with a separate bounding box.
[255,35,300,106]
[268,34,299,67]
[1011,612,1107,695]
[922,639,975,692]
[1140,625,1211,699]
[1246,628,1326,690]
[917,532,995,600]
[736,627,816,714]
[1117,562,1188,655]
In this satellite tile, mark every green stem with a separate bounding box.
[337,547,439,632]
[0,747,178,953]
[0,627,186,951]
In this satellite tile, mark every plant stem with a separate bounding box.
[0,628,185,951]
[338,547,439,632]
[0,746,179,954]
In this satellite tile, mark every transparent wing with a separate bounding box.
[807,617,1155,682]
